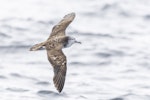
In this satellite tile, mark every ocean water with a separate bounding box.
[0,0,150,100]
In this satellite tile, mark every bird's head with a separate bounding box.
[64,36,81,48]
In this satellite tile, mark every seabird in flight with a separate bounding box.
[30,12,81,93]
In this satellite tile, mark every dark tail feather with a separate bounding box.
[30,42,46,51]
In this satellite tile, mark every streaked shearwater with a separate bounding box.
[30,12,81,93]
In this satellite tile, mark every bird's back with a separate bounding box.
[45,36,69,51]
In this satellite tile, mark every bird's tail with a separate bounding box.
[30,42,46,51]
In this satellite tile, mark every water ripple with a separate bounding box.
[110,97,124,100]
[36,81,50,86]
[37,90,67,97]
[0,75,7,79]
[95,52,112,58]
[70,31,114,38]
[0,32,11,38]
[10,73,39,81]
[6,87,29,92]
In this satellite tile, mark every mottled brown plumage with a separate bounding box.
[30,13,78,93]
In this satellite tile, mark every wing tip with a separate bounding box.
[53,73,65,93]
[54,83,63,93]
[63,12,76,21]
[57,88,63,93]
[70,12,76,17]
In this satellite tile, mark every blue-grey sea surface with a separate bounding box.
[0,0,150,100]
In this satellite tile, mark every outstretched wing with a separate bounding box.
[48,12,75,39]
[47,50,67,93]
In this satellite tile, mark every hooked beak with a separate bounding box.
[75,40,81,44]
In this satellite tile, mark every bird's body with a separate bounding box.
[30,13,80,93]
